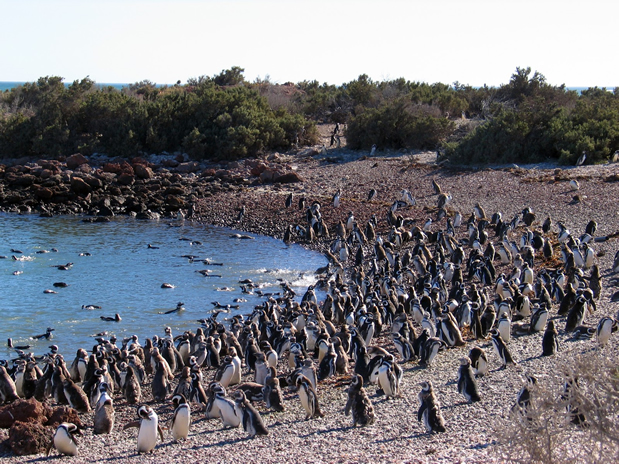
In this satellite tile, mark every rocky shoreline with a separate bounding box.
[1,145,619,463]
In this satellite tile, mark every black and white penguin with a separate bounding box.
[529,305,549,333]
[457,357,481,403]
[93,382,115,434]
[512,375,537,420]
[170,393,191,442]
[206,382,240,427]
[47,422,81,457]
[232,390,268,437]
[296,374,323,420]
[0,366,19,403]
[417,381,446,433]
[345,374,375,427]
[491,329,515,368]
[596,317,618,347]
[468,346,488,378]
[565,296,588,332]
[123,405,164,454]
[541,320,559,356]
[152,360,171,402]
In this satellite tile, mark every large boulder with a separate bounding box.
[47,406,82,429]
[70,176,92,195]
[274,172,304,183]
[134,164,154,179]
[176,161,200,174]
[66,153,88,170]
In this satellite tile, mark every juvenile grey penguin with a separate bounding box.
[62,378,90,413]
[457,357,481,403]
[93,382,115,434]
[232,390,269,437]
[170,393,191,442]
[296,374,323,420]
[47,422,81,457]
[541,320,559,356]
[345,374,375,427]
[262,366,285,412]
[0,366,19,403]
[152,361,171,402]
[123,405,165,454]
[418,381,446,433]
[565,296,588,332]
[123,365,142,404]
[491,329,515,368]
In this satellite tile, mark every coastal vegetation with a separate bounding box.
[0,67,617,165]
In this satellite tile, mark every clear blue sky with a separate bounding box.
[1,0,617,88]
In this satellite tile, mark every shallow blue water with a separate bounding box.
[0,214,326,360]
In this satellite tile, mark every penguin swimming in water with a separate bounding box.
[232,390,268,437]
[418,381,446,433]
[345,374,375,427]
[170,393,191,442]
[123,405,165,454]
[457,357,481,403]
[47,422,81,457]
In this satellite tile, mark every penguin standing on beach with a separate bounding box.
[0,366,19,403]
[541,320,559,356]
[491,329,515,368]
[47,423,81,457]
[170,393,191,442]
[418,381,446,433]
[345,374,375,426]
[232,390,268,437]
[296,374,323,420]
[468,346,488,378]
[457,357,481,403]
[123,405,165,454]
[93,382,115,434]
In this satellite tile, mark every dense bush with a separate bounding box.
[0,67,616,164]
[0,70,317,161]
[346,99,454,151]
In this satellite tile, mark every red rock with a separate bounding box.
[274,172,304,183]
[33,185,55,200]
[0,398,51,429]
[116,173,135,186]
[250,162,268,176]
[102,162,122,174]
[46,406,81,428]
[66,153,88,170]
[8,421,50,456]
[70,176,92,194]
[134,164,154,179]
[176,161,200,174]
[162,158,180,168]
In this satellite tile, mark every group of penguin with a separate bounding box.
[2,176,619,457]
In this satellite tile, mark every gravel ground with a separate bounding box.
[2,141,619,463]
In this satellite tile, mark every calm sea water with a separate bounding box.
[0,214,326,360]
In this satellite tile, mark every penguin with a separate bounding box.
[497,314,512,343]
[262,367,285,412]
[232,390,269,437]
[417,381,446,433]
[468,347,488,378]
[253,352,269,386]
[491,329,515,368]
[596,317,618,347]
[0,366,19,403]
[300,358,318,391]
[345,374,375,426]
[93,382,114,435]
[206,383,240,427]
[152,360,171,402]
[62,378,90,413]
[123,365,142,404]
[512,375,537,420]
[123,405,165,454]
[170,393,191,442]
[296,374,324,420]
[565,296,588,332]
[457,357,481,403]
[285,192,293,208]
[529,306,549,333]
[47,422,81,457]
[370,355,402,398]
[541,320,559,356]
[189,372,208,409]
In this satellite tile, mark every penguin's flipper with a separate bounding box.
[123,420,141,431]
[157,424,165,443]
[344,396,352,416]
